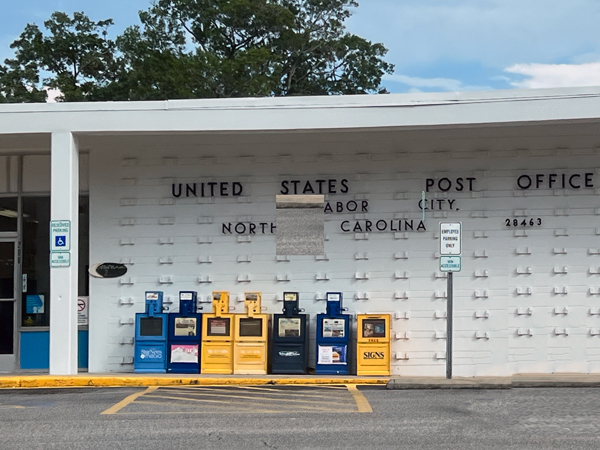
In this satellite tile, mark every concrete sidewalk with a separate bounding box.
[386,373,600,389]
[1,373,600,389]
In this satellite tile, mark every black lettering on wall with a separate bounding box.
[172,184,182,197]
[186,183,197,197]
[279,179,350,195]
[517,173,595,190]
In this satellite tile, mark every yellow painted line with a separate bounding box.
[136,399,274,411]
[346,385,373,413]
[234,385,352,397]
[144,393,355,411]
[135,398,330,414]
[116,409,285,415]
[143,394,244,406]
[101,386,158,415]
[0,405,25,409]
[162,385,352,400]
[148,390,355,407]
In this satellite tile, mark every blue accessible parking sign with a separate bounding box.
[50,220,71,252]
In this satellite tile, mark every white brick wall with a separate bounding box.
[87,125,600,375]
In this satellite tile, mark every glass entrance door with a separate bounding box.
[0,240,17,372]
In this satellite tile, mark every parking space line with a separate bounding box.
[101,385,370,415]
[161,385,351,400]
[346,385,373,413]
[147,391,356,407]
[117,410,283,415]
[144,393,356,411]
[101,386,157,415]
[136,399,276,412]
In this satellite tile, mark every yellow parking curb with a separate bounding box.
[0,376,390,389]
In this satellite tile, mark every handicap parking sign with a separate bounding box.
[50,220,71,251]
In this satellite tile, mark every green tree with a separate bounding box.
[1,12,116,102]
[0,58,47,103]
[114,0,393,99]
[0,1,394,102]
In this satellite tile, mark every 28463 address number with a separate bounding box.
[505,218,542,227]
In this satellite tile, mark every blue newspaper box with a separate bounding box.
[134,291,168,373]
[315,292,351,375]
[167,291,202,374]
[271,292,309,374]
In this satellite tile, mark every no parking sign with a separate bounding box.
[78,296,89,326]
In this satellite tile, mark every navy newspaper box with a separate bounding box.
[315,292,351,375]
[134,291,169,373]
[271,292,309,374]
[167,291,202,373]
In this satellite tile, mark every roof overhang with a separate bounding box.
[2,87,600,136]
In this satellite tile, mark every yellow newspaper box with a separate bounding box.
[356,314,391,376]
[201,291,234,374]
[233,292,269,374]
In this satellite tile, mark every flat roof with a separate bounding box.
[1,86,600,135]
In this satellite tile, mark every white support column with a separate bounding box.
[50,131,79,375]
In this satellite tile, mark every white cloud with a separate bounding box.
[348,0,600,70]
[505,62,600,89]
[44,87,61,103]
[384,74,492,92]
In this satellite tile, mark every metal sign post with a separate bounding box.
[447,272,453,379]
[440,222,462,380]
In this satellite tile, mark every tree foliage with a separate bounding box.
[1,12,115,102]
[0,1,394,102]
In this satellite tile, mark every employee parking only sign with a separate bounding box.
[440,222,462,272]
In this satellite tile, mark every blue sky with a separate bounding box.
[1,0,600,94]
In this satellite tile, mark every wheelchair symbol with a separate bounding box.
[55,236,66,247]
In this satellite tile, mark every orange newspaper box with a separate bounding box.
[356,314,391,376]
[201,291,234,374]
[233,292,269,374]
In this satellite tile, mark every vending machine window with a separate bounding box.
[322,318,346,338]
[207,317,231,336]
[239,318,263,337]
[278,317,302,337]
[139,317,164,337]
[362,319,386,338]
[174,317,198,336]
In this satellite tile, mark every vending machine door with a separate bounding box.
[201,314,234,374]
[315,314,351,375]
[134,312,168,373]
[271,314,308,374]
[356,314,391,376]
[167,312,202,373]
[233,314,269,374]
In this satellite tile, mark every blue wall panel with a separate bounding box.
[20,332,50,370]
[20,331,89,370]
[78,330,89,369]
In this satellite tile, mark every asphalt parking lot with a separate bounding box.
[101,384,371,415]
[2,386,600,450]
